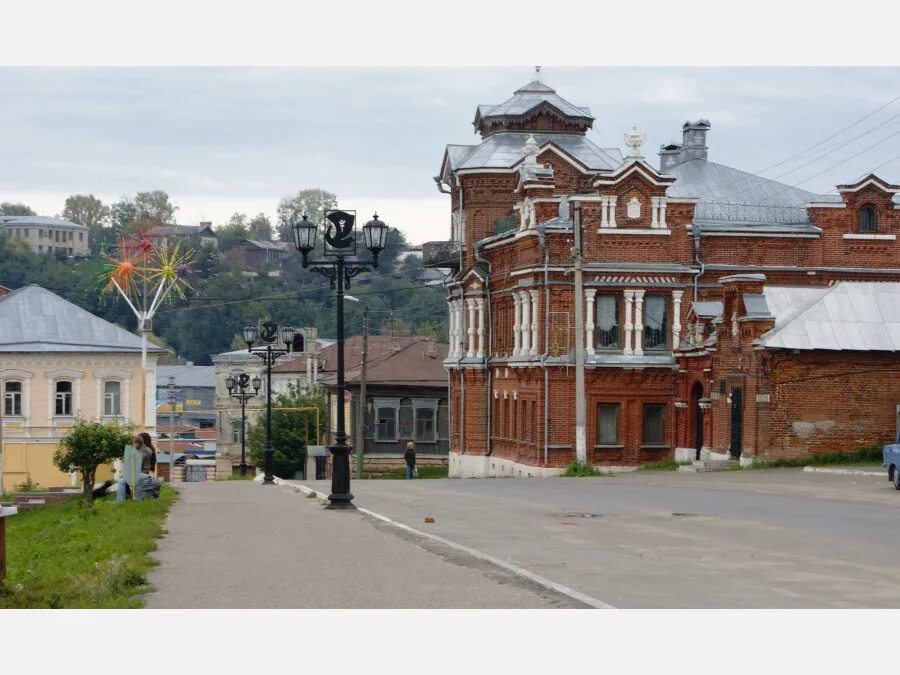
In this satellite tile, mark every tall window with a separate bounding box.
[597,403,620,445]
[644,296,668,350]
[643,404,665,445]
[511,400,518,439]
[104,380,121,416]
[4,381,22,416]
[413,399,438,442]
[232,423,244,443]
[55,380,73,416]
[596,295,619,349]
[375,399,399,441]
[860,205,877,233]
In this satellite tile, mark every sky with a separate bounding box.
[2,67,900,244]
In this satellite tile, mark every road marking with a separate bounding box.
[803,467,883,477]
[278,478,616,610]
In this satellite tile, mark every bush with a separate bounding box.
[561,460,600,477]
[53,418,133,505]
[13,475,47,492]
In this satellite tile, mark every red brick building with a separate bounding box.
[425,73,900,477]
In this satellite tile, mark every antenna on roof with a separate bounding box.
[534,65,542,82]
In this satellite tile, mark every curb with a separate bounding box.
[802,467,883,477]
[277,478,616,610]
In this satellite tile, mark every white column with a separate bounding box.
[659,197,668,229]
[608,196,618,228]
[466,298,476,358]
[122,376,131,421]
[633,290,645,357]
[457,300,465,357]
[651,196,659,228]
[448,300,457,357]
[529,289,540,356]
[520,291,531,356]
[512,293,522,356]
[585,289,597,355]
[600,196,609,228]
[672,290,684,350]
[74,377,82,416]
[95,375,102,416]
[476,298,485,359]
[623,290,634,356]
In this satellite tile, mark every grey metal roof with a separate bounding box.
[742,294,772,318]
[242,240,289,251]
[478,80,594,122]
[692,301,723,319]
[0,215,87,229]
[0,285,166,353]
[668,159,826,229]
[450,133,621,172]
[758,283,900,351]
[157,365,215,388]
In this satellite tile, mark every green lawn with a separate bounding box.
[373,465,449,480]
[0,485,177,608]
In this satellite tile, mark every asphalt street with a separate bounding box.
[145,480,581,608]
[300,468,900,608]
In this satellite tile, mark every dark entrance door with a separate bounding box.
[729,387,743,459]
[690,382,704,461]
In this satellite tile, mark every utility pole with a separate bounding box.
[572,201,587,464]
[355,306,368,479]
[166,376,179,481]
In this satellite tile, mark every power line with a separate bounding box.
[755,93,900,174]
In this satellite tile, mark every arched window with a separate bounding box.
[291,332,305,353]
[55,380,73,416]
[104,380,121,416]
[4,381,22,416]
[860,205,877,233]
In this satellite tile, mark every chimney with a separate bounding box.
[659,143,682,173]
[681,120,711,162]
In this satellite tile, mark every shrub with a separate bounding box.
[53,418,133,505]
[562,460,600,477]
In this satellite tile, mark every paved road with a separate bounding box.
[300,468,900,608]
[145,481,581,608]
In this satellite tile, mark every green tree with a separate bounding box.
[53,418,133,504]
[247,383,326,479]
[276,188,337,242]
[0,201,36,216]
[109,198,139,231]
[215,212,250,252]
[62,194,109,230]
[248,213,273,241]
[134,190,178,223]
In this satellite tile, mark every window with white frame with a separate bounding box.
[4,381,22,416]
[55,380,73,416]
[413,399,438,442]
[104,380,121,416]
[232,422,244,443]
[375,398,400,442]
[644,295,668,350]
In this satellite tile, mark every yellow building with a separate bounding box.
[0,285,164,491]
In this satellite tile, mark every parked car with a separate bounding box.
[883,444,900,489]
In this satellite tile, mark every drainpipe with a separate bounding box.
[474,238,493,457]
[538,223,551,466]
[433,176,451,195]
[692,225,704,304]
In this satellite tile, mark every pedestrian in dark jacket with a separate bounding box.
[404,441,416,479]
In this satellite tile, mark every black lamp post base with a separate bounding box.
[325,494,356,509]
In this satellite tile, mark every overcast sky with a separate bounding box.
[1,67,899,244]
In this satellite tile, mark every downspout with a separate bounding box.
[474,238,493,457]
[692,224,704,304]
[539,223,550,466]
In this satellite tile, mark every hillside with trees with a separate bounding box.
[0,189,448,365]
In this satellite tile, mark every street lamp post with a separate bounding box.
[243,321,296,485]
[226,372,261,477]
[292,209,388,509]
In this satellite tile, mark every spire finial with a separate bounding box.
[523,134,540,165]
[624,126,646,160]
[535,65,541,82]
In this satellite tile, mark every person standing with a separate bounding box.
[404,440,416,480]
[138,432,157,476]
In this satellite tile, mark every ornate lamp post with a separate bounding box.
[243,321,296,485]
[292,209,388,508]
[225,372,261,477]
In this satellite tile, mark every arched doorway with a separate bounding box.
[690,381,704,461]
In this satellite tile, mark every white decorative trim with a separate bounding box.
[672,290,684,350]
[519,291,531,356]
[837,177,900,194]
[512,293,522,356]
[756,393,771,403]
[698,231,820,239]
[842,233,896,241]
[807,202,846,209]
[666,197,700,203]
[591,275,678,285]
[593,161,676,188]
[529,289,540,356]
[673,401,688,409]
[623,290,635,356]
[0,369,33,379]
[596,228,671,236]
[633,290,645,357]
[466,299,476,359]
[585,288,597,356]
[476,298,485,359]
[510,266,567,276]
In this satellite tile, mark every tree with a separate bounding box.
[276,188,337,242]
[248,213,273,242]
[247,383,326,478]
[134,190,178,223]
[62,194,109,230]
[0,201,36,216]
[110,198,139,231]
[215,212,250,252]
[53,418,133,504]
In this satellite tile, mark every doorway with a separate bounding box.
[690,382,704,461]
[729,387,743,459]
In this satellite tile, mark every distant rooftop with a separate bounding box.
[0,215,87,229]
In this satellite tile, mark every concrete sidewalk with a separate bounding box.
[145,481,581,609]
